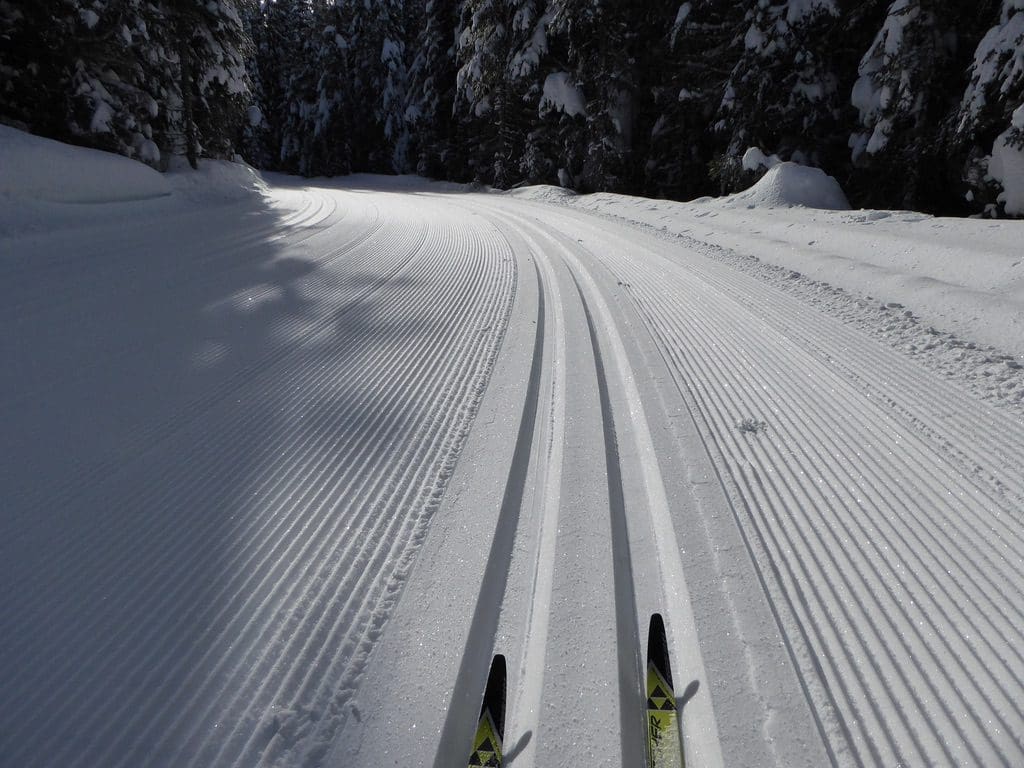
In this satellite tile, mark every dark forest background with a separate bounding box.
[2,0,1023,215]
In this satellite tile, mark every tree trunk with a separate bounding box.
[179,36,198,169]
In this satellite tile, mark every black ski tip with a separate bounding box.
[481,654,507,739]
[647,613,674,688]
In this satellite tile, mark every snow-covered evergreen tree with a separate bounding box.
[238,0,275,168]
[549,0,631,191]
[956,0,1024,215]
[718,0,842,189]
[164,0,252,166]
[25,0,167,166]
[344,0,410,172]
[0,0,73,137]
[849,0,987,210]
[454,0,514,182]
[406,0,460,176]
[501,0,548,185]
[309,0,353,176]
[645,1,744,198]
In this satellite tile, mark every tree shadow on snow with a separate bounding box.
[0,184,451,767]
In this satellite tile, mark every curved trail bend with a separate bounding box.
[2,176,1021,768]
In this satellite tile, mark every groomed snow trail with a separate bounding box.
[2,175,1022,768]
[1,183,514,768]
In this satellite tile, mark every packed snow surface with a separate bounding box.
[3,131,1024,768]
[514,182,1023,364]
[0,124,171,203]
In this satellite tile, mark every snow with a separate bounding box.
[785,0,837,23]
[674,3,691,27]
[4,139,1024,768]
[508,12,549,80]
[851,0,919,159]
[960,2,1024,127]
[511,176,1024,366]
[540,72,586,118]
[725,162,850,210]
[164,155,270,203]
[0,124,170,205]
[79,8,100,28]
[89,100,115,134]
[740,146,781,172]
[0,125,268,238]
[989,123,1024,215]
[246,104,265,128]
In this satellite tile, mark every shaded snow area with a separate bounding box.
[0,125,270,238]
[0,124,171,204]
[3,130,1024,768]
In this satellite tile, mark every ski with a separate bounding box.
[468,654,506,768]
[646,613,684,768]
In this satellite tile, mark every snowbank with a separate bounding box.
[0,127,273,238]
[725,162,851,210]
[509,180,1023,360]
[507,183,577,204]
[165,155,269,202]
[0,124,171,203]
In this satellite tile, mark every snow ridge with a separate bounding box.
[0,186,516,768]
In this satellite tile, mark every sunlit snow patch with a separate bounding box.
[724,162,851,211]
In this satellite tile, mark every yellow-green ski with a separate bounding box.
[468,655,506,768]
[646,614,684,768]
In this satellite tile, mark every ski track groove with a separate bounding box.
[7,182,1024,768]
[75,219,471,768]
[429,256,544,768]
[570,265,646,768]
[1,191,516,768]
[200,230,510,768]
[80,219,503,765]
[474,203,724,768]
[507,235,566,768]
[547,216,1024,766]
[653,233,1024,510]
[1,200,385,515]
[502,208,727,768]
[3,207,400,626]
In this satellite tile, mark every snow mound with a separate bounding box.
[726,162,851,211]
[165,155,269,202]
[0,125,171,203]
[506,184,578,204]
